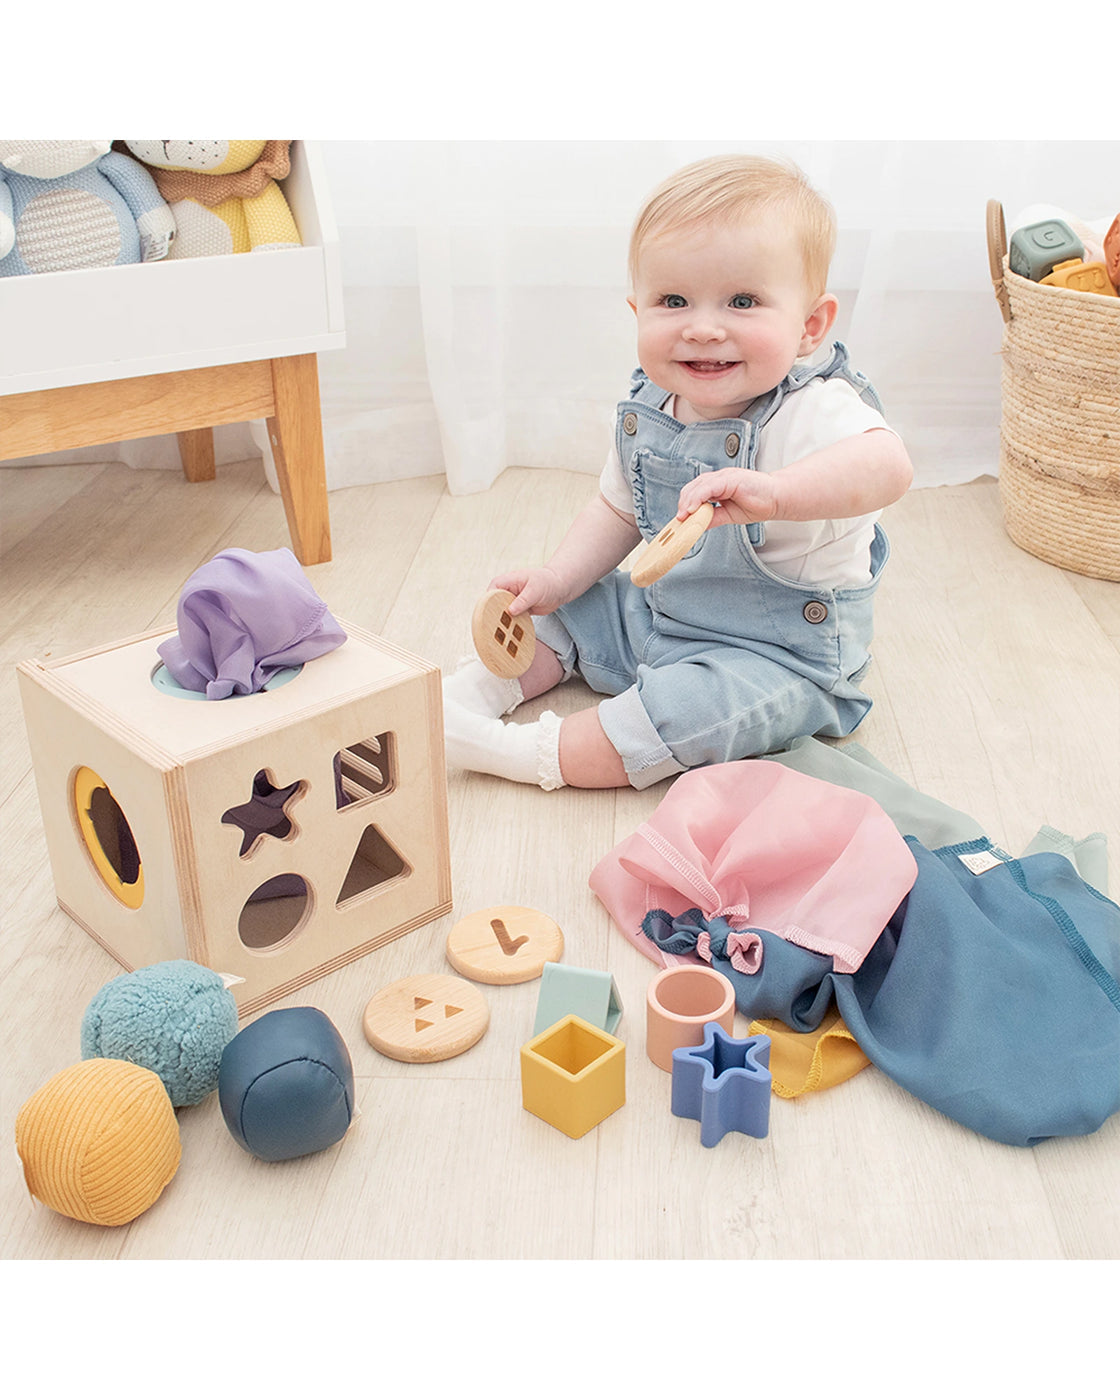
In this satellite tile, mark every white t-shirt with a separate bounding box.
[599,376,896,587]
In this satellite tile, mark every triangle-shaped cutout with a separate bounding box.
[414,996,432,1010]
[415,1018,433,1033]
[337,824,411,906]
[445,1004,462,1018]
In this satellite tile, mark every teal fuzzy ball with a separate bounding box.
[80,960,239,1107]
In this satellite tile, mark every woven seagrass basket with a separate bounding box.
[986,199,1120,581]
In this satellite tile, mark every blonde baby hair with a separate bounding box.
[628,154,837,298]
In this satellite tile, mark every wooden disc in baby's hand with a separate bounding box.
[630,501,715,588]
[471,589,537,678]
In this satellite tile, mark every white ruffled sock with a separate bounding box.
[443,699,565,790]
[442,657,524,717]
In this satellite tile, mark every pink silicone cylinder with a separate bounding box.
[645,965,736,1072]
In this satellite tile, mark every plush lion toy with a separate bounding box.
[122,141,300,258]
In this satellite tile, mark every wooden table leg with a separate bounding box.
[0,355,333,567]
[177,427,216,482]
[266,353,332,566]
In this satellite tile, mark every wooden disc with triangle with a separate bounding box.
[362,973,489,1062]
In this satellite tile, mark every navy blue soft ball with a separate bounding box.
[219,1007,355,1162]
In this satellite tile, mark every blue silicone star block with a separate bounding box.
[670,1022,772,1147]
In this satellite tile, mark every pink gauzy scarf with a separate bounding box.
[590,760,918,975]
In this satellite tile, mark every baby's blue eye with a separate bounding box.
[661,294,687,308]
[730,294,755,309]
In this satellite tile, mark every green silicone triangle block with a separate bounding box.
[533,962,623,1037]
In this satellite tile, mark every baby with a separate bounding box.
[444,154,913,791]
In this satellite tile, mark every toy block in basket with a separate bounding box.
[17,619,452,1017]
[986,200,1120,582]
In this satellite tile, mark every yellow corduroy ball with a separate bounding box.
[15,1058,181,1227]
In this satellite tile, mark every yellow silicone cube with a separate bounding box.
[1040,258,1118,297]
[520,1014,625,1139]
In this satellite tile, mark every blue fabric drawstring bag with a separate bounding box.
[645,837,1120,1147]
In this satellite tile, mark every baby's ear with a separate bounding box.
[800,293,838,355]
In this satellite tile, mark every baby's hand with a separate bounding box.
[676,467,779,527]
[489,566,569,617]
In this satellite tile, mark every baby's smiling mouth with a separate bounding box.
[682,359,738,374]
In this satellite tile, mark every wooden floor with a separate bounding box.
[2,459,1118,1261]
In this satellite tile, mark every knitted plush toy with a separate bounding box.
[0,140,175,277]
[122,141,301,258]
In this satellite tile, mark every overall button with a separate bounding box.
[623,412,638,435]
[803,600,828,624]
[724,432,741,457]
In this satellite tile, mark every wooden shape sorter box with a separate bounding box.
[17,621,452,1017]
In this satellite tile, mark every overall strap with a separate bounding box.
[795,342,882,409]
[624,368,674,408]
[751,342,884,438]
[742,343,882,547]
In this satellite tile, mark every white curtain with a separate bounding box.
[8,140,1117,494]
[318,138,1120,494]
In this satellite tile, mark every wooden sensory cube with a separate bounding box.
[17,620,452,1016]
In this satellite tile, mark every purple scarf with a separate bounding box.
[157,547,346,699]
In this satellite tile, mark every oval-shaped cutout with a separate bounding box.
[73,766,144,909]
[238,874,311,951]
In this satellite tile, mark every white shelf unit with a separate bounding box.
[0,141,346,564]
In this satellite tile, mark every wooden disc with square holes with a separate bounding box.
[630,502,715,588]
[362,974,490,1063]
[471,589,536,678]
[446,905,564,985]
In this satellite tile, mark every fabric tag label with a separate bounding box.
[959,848,1005,875]
[141,232,173,262]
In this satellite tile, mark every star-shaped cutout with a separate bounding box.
[670,1022,771,1147]
[222,769,306,857]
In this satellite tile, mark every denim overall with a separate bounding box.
[534,342,892,789]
